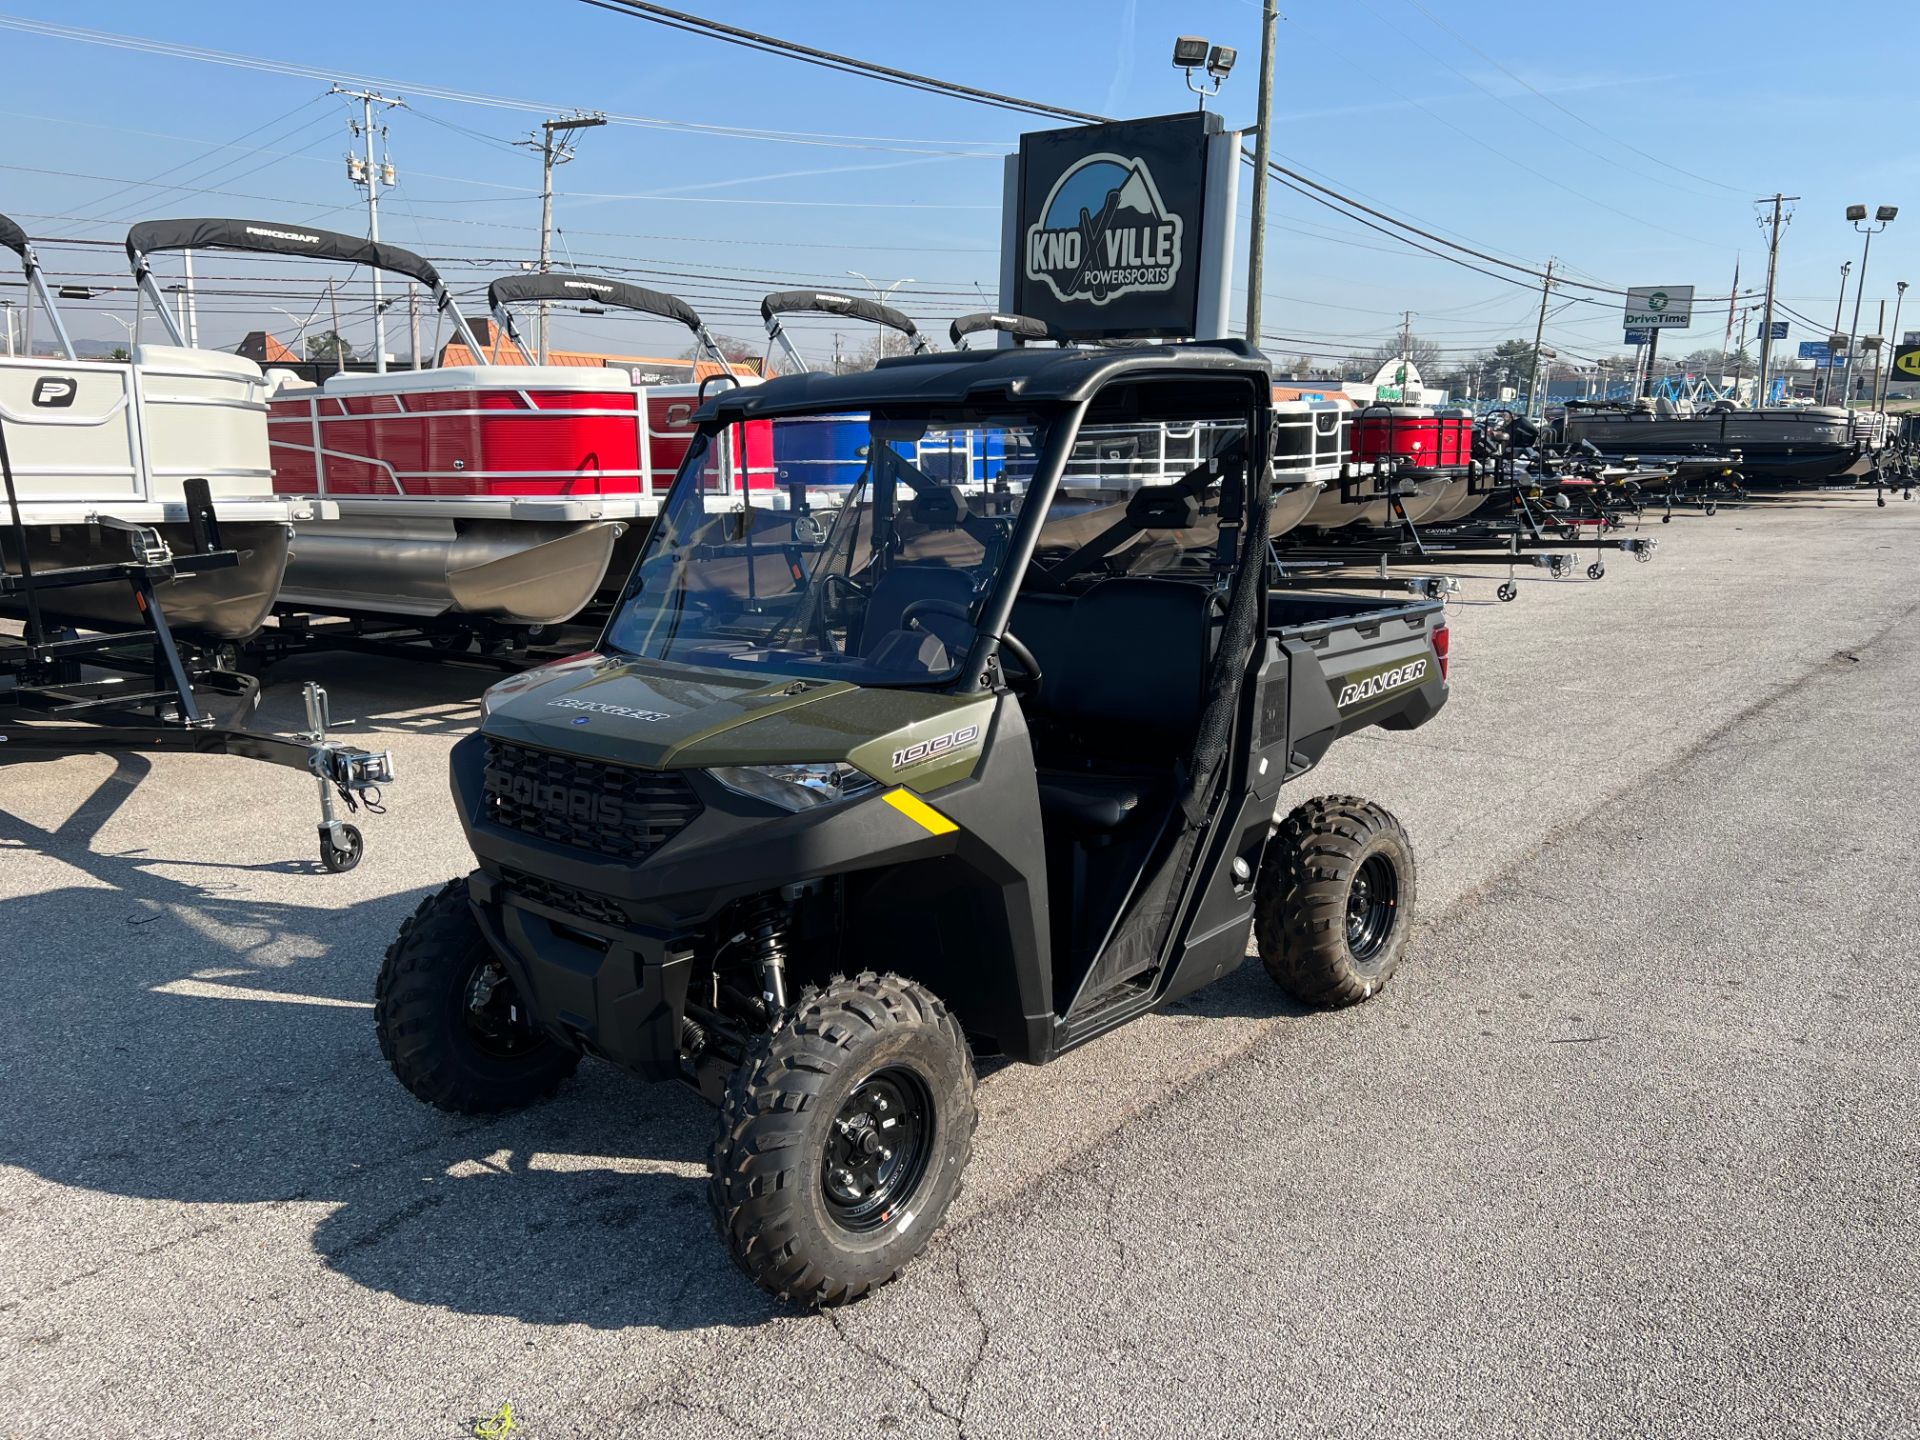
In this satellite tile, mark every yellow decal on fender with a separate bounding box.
[882,788,959,836]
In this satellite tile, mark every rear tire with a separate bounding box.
[1256,796,1416,1008]
[374,877,580,1114]
[709,972,976,1307]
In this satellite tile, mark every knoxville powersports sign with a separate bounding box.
[1011,112,1222,341]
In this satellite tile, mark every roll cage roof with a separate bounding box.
[697,339,1272,424]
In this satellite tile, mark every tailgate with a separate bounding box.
[1266,594,1449,776]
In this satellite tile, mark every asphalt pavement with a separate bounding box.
[2,489,1916,1438]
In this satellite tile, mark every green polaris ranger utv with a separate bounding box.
[374,340,1450,1305]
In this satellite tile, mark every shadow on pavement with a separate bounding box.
[0,758,781,1333]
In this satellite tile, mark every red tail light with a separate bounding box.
[1433,622,1451,680]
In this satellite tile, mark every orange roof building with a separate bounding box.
[234,330,303,365]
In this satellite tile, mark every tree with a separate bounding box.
[110,346,129,362]
[305,330,356,363]
[1360,334,1445,379]
[1674,347,1752,376]
[684,333,760,366]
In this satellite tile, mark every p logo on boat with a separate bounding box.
[1023,154,1184,307]
[30,376,77,409]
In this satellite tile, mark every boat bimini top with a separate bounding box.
[486,271,735,375]
[0,213,77,360]
[123,218,491,366]
[948,311,1071,350]
[760,288,933,375]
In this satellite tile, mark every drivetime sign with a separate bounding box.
[1622,284,1694,329]
[1007,112,1233,341]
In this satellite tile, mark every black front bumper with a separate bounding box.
[464,867,693,1081]
[448,731,958,1081]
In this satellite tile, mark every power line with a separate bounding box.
[1394,0,1755,199]
[574,0,1655,298]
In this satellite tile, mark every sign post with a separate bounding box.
[1001,111,1240,343]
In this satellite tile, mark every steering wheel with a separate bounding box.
[901,598,1042,691]
[821,571,870,604]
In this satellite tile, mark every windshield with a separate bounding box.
[603,411,1050,686]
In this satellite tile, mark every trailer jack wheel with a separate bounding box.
[1587,562,1605,580]
[319,822,364,873]
[1705,502,1718,516]
[1497,582,1518,602]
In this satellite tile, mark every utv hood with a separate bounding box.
[478,653,991,786]
[479,654,853,769]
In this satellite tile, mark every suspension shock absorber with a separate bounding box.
[744,892,792,1018]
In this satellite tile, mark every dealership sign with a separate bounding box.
[1889,345,1920,384]
[1622,285,1694,329]
[1024,155,1183,306]
[1003,111,1237,342]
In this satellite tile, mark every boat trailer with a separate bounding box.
[1,425,392,872]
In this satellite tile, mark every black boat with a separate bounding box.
[1558,400,1879,485]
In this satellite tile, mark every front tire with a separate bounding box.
[374,877,580,1113]
[1256,796,1417,1008]
[709,973,976,1307]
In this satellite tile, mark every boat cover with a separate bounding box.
[762,288,920,338]
[950,311,1069,346]
[124,218,444,291]
[0,212,26,260]
[487,272,703,333]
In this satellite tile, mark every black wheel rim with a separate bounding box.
[820,1066,934,1233]
[1346,852,1400,964]
[463,960,545,1060]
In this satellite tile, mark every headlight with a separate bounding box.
[709,762,879,812]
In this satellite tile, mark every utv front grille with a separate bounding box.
[499,866,628,927]
[482,740,703,860]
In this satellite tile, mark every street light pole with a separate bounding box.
[1844,204,1898,408]
[846,270,914,360]
[1823,260,1851,407]
[1879,280,1908,414]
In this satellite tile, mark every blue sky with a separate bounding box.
[1,0,1914,367]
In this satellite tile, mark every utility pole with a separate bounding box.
[1734,307,1751,398]
[1753,193,1795,410]
[409,286,422,371]
[1244,0,1279,350]
[181,248,200,347]
[520,114,606,364]
[1396,309,1414,399]
[332,85,404,374]
[1527,258,1555,416]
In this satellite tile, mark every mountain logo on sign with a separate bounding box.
[1024,152,1184,306]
